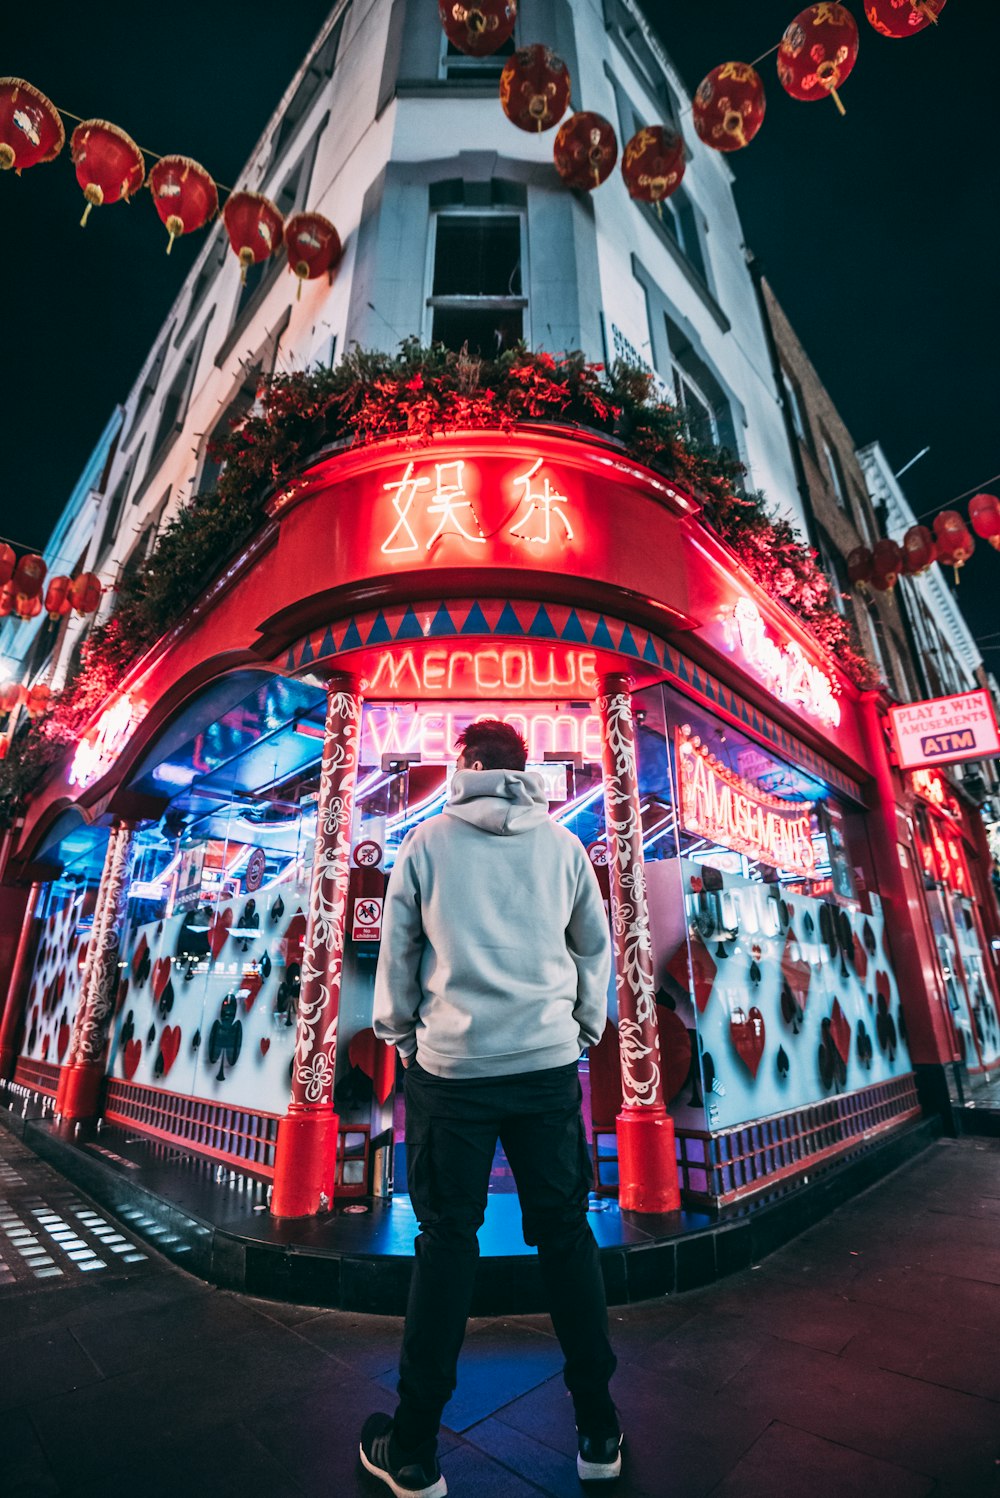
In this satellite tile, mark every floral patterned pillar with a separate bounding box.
[0,883,43,1080]
[271,675,361,1217]
[597,673,681,1212]
[57,821,137,1120]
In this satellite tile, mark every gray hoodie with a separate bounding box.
[372,768,612,1079]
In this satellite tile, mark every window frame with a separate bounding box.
[424,203,529,354]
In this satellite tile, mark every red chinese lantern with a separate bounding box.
[44,575,73,619]
[284,212,342,299]
[69,572,103,615]
[0,583,14,617]
[499,45,570,133]
[864,0,945,37]
[621,125,685,203]
[70,120,145,226]
[25,683,52,719]
[553,112,618,191]
[0,544,14,586]
[0,682,22,715]
[902,524,936,574]
[847,545,873,586]
[870,538,904,591]
[692,63,766,152]
[149,155,218,254]
[439,0,517,57]
[778,4,860,116]
[968,493,1000,551]
[12,553,45,599]
[222,191,284,284]
[0,78,65,173]
[16,592,42,620]
[933,509,975,582]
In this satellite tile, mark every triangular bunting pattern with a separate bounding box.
[460,602,492,635]
[285,648,297,672]
[395,607,425,641]
[299,636,315,666]
[643,633,660,665]
[528,605,556,639]
[365,612,392,645]
[317,626,336,659]
[340,619,364,652]
[618,625,640,659]
[496,602,526,636]
[429,603,457,638]
[590,617,616,651]
[560,610,589,643]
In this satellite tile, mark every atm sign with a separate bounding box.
[889,690,1000,770]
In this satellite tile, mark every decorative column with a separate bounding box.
[271,675,361,1217]
[0,883,43,1080]
[597,673,680,1213]
[56,821,137,1120]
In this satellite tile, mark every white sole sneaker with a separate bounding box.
[577,1433,623,1481]
[358,1441,448,1498]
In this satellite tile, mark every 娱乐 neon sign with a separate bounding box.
[366,645,598,698]
[380,457,574,555]
[676,726,816,877]
[723,598,840,728]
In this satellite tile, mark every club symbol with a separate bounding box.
[231,898,261,954]
[274,962,301,1028]
[856,1020,873,1069]
[208,993,243,1082]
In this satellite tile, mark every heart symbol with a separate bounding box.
[280,911,307,967]
[852,932,868,982]
[666,929,717,1013]
[259,1038,271,1056]
[829,998,851,1066]
[159,1026,181,1076]
[207,908,233,959]
[57,1021,71,1060]
[241,970,264,1012]
[152,957,171,1001]
[41,1036,50,1060]
[131,933,150,983]
[730,1005,765,1079]
[123,1038,142,1080]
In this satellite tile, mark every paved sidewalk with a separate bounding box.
[2,1130,998,1498]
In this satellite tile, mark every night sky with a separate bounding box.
[2,2,996,664]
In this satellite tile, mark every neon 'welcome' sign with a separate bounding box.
[380,458,575,555]
[722,598,841,728]
[676,726,816,877]
[366,645,599,698]
[363,705,604,766]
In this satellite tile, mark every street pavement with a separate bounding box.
[1,1128,998,1498]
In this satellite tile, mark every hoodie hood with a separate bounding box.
[444,768,549,835]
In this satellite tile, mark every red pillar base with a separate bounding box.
[55,1061,105,1121]
[615,1104,681,1213]
[0,1044,18,1082]
[270,1105,340,1218]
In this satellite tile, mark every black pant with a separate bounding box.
[395,1059,617,1448]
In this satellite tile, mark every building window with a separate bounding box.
[269,9,347,165]
[119,489,171,587]
[151,344,199,460]
[428,208,526,355]
[178,231,227,341]
[601,0,678,118]
[125,334,171,446]
[198,366,261,496]
[97,450,139,559]
[816,527,848,616]
[232,144,320,326]
[780,365,810,449]
[663,312,738,456]
[440,32,515,83]
[821,435,848,510]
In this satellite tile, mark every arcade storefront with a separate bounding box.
[0,428,970,1215]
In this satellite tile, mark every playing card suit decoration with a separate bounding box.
[259,1037,271,1057]
[151,956,171,1004]
[439,0,517,57]
[828,998,851,1066]
[692,62,766,152]
[70,118,145,225]
[667,928,716,1013]
[776,1044,790,1079]
[56,1020,71,1060]
[123,1038,142,1080]
[149,154,218,253]
[856,1020,873,1067]
[240,968,264,1012]
[777,4,859,116]
[730,1006,765,1079]
[621,125,685,202]
[158,1025,181,1077]
[780,926,811,1029]
[852,931,868,982]
[348,1026,397,1106]
[280,910,307,967]
[0,78,65,172]
[553,111,618,191]
[656,1005,693,1103]
[207,907,233,958]
[269,895,285,924]
[864,0,945,37]
[500,44,570,132]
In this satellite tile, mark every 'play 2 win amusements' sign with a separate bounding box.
[889,689,1000,771]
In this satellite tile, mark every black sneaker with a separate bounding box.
[577,1426,623,1482]
[359,1413,447,1498]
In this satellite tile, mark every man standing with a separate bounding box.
[360,719,620,1497]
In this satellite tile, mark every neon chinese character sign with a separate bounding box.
[69,695,139,788]
[676,726,816,877]
[722,598,841,728]
[380,457,574,555]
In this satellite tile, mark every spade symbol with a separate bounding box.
[780,980,803,1034]
[191,1028,201,1051]
[749,959,762,986]
[153,1049,165,1079]
[856,1020,873,1069]
[260,950,272,981]
[876,993,897,1061]
[121,1010,135,1047]
[157,979,175,1019]
[776,1045,790,1079]
[715,940,729,960]
[802,911,814,938]
[146,1024,156,1047]
[208,993,242,1081]
[270,895,285,924]
[863,919,876,955]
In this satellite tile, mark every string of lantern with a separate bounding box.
[846,495,1000,594]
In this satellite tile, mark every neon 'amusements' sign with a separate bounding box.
[723,598,841,728]
[676,727,816,877]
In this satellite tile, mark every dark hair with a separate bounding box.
[456,719,528,771]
